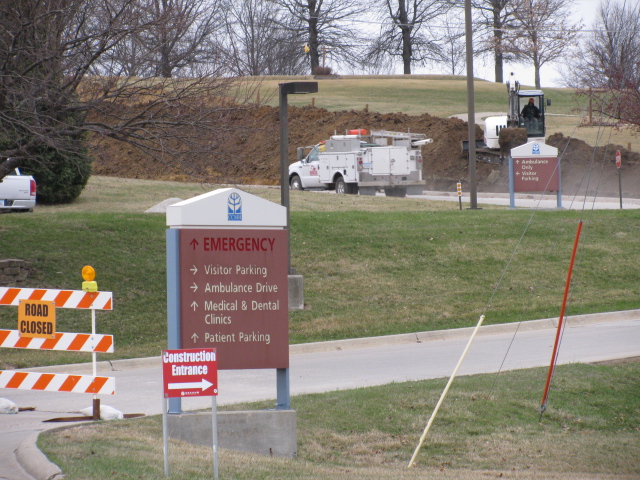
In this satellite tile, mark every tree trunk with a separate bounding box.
[308,14,320,73]
[398,0,412,74]
[533,43,540,88]
[402,26,412,74]
[494,49,504,83]
[493,11,504,83]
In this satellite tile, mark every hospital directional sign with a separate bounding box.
[162,348,218,398]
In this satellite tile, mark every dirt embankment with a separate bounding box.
[90,105,640,198]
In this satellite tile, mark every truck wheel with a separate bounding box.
[384,187,407,197]
[290,175,303,190]
[346,183,359,195]
[335,176,346,194]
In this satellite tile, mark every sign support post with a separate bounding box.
[162,398,169,477]
[212,396,218,478]
[616,150,623,209]
[162,348,219,478]
[509,155,515,209]
[165,228,182,414]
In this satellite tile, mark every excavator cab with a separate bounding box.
[517,90,547,140]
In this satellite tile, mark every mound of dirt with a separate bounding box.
[89,105,640,198]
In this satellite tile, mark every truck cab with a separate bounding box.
[289,144,325,190]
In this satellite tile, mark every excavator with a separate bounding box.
[462,72,551,164]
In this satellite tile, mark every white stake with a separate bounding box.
[407,315,485,468]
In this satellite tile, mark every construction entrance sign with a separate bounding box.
[162,348,218,398]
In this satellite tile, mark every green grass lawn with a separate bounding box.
[39,359,640,479]
[0,176,638,368]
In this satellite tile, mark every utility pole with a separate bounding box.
[464,0,479,209]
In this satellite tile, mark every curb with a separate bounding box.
[289,308,640,354]
[15,432,63,480]
[24,308,640,373]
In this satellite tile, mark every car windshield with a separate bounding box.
[307,146,319,162]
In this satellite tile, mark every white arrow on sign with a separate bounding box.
[168,378,213,391]
[191,301,198,311]
[190,282,198,292]
[191,265,198,275]
[191,333,199,343]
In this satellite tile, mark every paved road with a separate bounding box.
[1,310,639,480]
[414,191,640,210]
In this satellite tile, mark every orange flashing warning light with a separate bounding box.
[82,265,98,292]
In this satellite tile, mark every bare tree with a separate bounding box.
[440,9,466,75]
[365,0,452,75]
[221,0,307,76]
[0,0,250,180]
[274,0,366,74]
[502,0,581,88]
[472,0,518,83]
[568,0,640,127]
[92,0,225,78]
[568,0,640,90]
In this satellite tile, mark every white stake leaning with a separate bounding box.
[407,314,485,468]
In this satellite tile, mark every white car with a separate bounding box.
[0,168,37,212]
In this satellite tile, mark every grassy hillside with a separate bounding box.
[1,176,638,368]
[89,75,639,187]
[244,75,638,152]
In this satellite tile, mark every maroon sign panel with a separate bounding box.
[178,229,288,370]
[513,156,559,192]
[162,348,218,398]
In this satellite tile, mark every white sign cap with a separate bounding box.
[166,188,286,228]
[511,141,558,157]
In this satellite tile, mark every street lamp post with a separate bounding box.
[277,81,318,410]
[464,0,479,209]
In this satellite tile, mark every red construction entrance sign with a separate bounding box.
[162,348,218,398]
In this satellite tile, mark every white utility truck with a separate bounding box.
[289,129,432,197]
[0,169,37,212]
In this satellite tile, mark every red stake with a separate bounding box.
[540,220,583,417]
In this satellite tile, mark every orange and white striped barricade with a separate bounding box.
[0,329,114,353]
[0,371,115,395]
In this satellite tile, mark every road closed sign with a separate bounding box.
[18,299,56,339]
[162,348,218,398]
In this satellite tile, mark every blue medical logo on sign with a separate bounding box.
[532,143,540,154]
[228,193,242,221]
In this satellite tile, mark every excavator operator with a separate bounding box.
[521,98,540,120]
